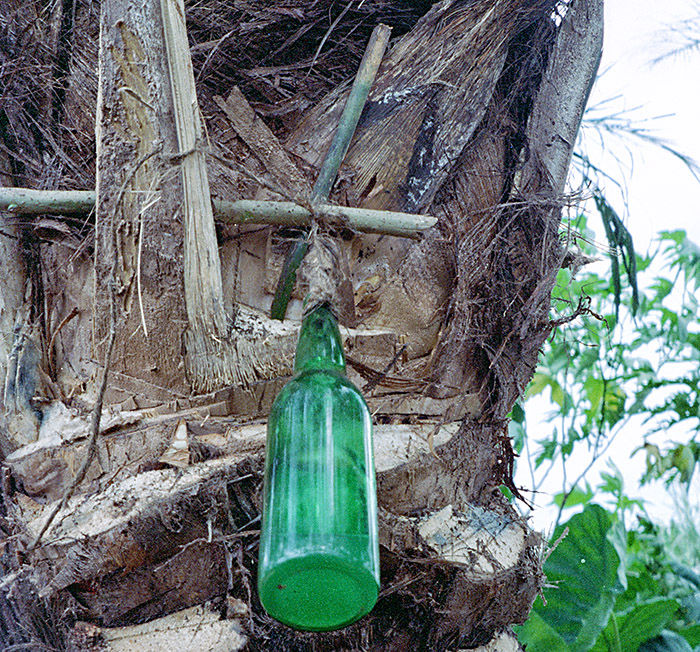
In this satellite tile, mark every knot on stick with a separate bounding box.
[300,224,346,318]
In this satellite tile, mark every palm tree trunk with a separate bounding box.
[0,1,602,649]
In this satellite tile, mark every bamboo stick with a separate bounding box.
[0,188,96,215]
[0,189,436,238]
[311,24,392,203]
[224,199,435,238]
[271,23,392,320]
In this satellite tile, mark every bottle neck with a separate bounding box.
[294,304,346,374]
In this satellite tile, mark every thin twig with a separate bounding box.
[195,27,237,84]
[543,526,569,564]
[305,0,355,81]
[46,307,79,377]
[552,417,629,530]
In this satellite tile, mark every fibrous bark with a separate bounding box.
[94,0,189,401]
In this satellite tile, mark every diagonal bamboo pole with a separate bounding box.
[311,24,392,204]
[270,23,392,320]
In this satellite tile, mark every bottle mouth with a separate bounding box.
[259,553,379,631]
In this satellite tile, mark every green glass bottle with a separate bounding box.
[257,303,380,631]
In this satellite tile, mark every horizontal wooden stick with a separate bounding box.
[0,188,436,238]
[0,188,96,215]
[221,199,436,238]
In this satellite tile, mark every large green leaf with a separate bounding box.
[518,504,624,652]
[591,599,681,652]
[678,624,700,647]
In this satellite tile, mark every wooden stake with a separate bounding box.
[161,0,226,337]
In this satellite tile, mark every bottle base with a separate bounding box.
[259,553,379,631]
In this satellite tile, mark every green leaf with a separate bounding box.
[585,376,605,421]
[520,505,624,652]
[592,599,680,652]
[650,278,674,301]
[510,401,525,424]
[678,624,700,647]
[599,468,624,497]
[535,435,559,468]
[499,485,514,502]
[515,610,570,652]
[553,485,594,509]
[639,630,694,652]
[551,380,566,409]
[606,521,629,590]
[527,371,552,399]
[594,193,639,317]
[602,383,627,428]
[509,419,526,455]
[671,445,697,483]
[659,230,687,246]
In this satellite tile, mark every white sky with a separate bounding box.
[518,0,700,530]
[591,0,700,251]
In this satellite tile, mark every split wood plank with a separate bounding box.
[214,88,310,201]
[99,604,247,651]
[161,0,227,338]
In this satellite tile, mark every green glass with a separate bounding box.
[258,304,380,631]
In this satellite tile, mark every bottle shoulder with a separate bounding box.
[271,369,369,412]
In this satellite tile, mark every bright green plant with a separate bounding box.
[517,505,625,651]
[514,16,700,639]
[517,490,700,650]
[517,226,698,525]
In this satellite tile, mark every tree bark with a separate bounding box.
[94,0,190,403]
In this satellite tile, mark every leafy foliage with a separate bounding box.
[515,227,699,650]
[518,226,699,524]
[517,505,624,651]
[518,498,700,652]
[513,13,700,646]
